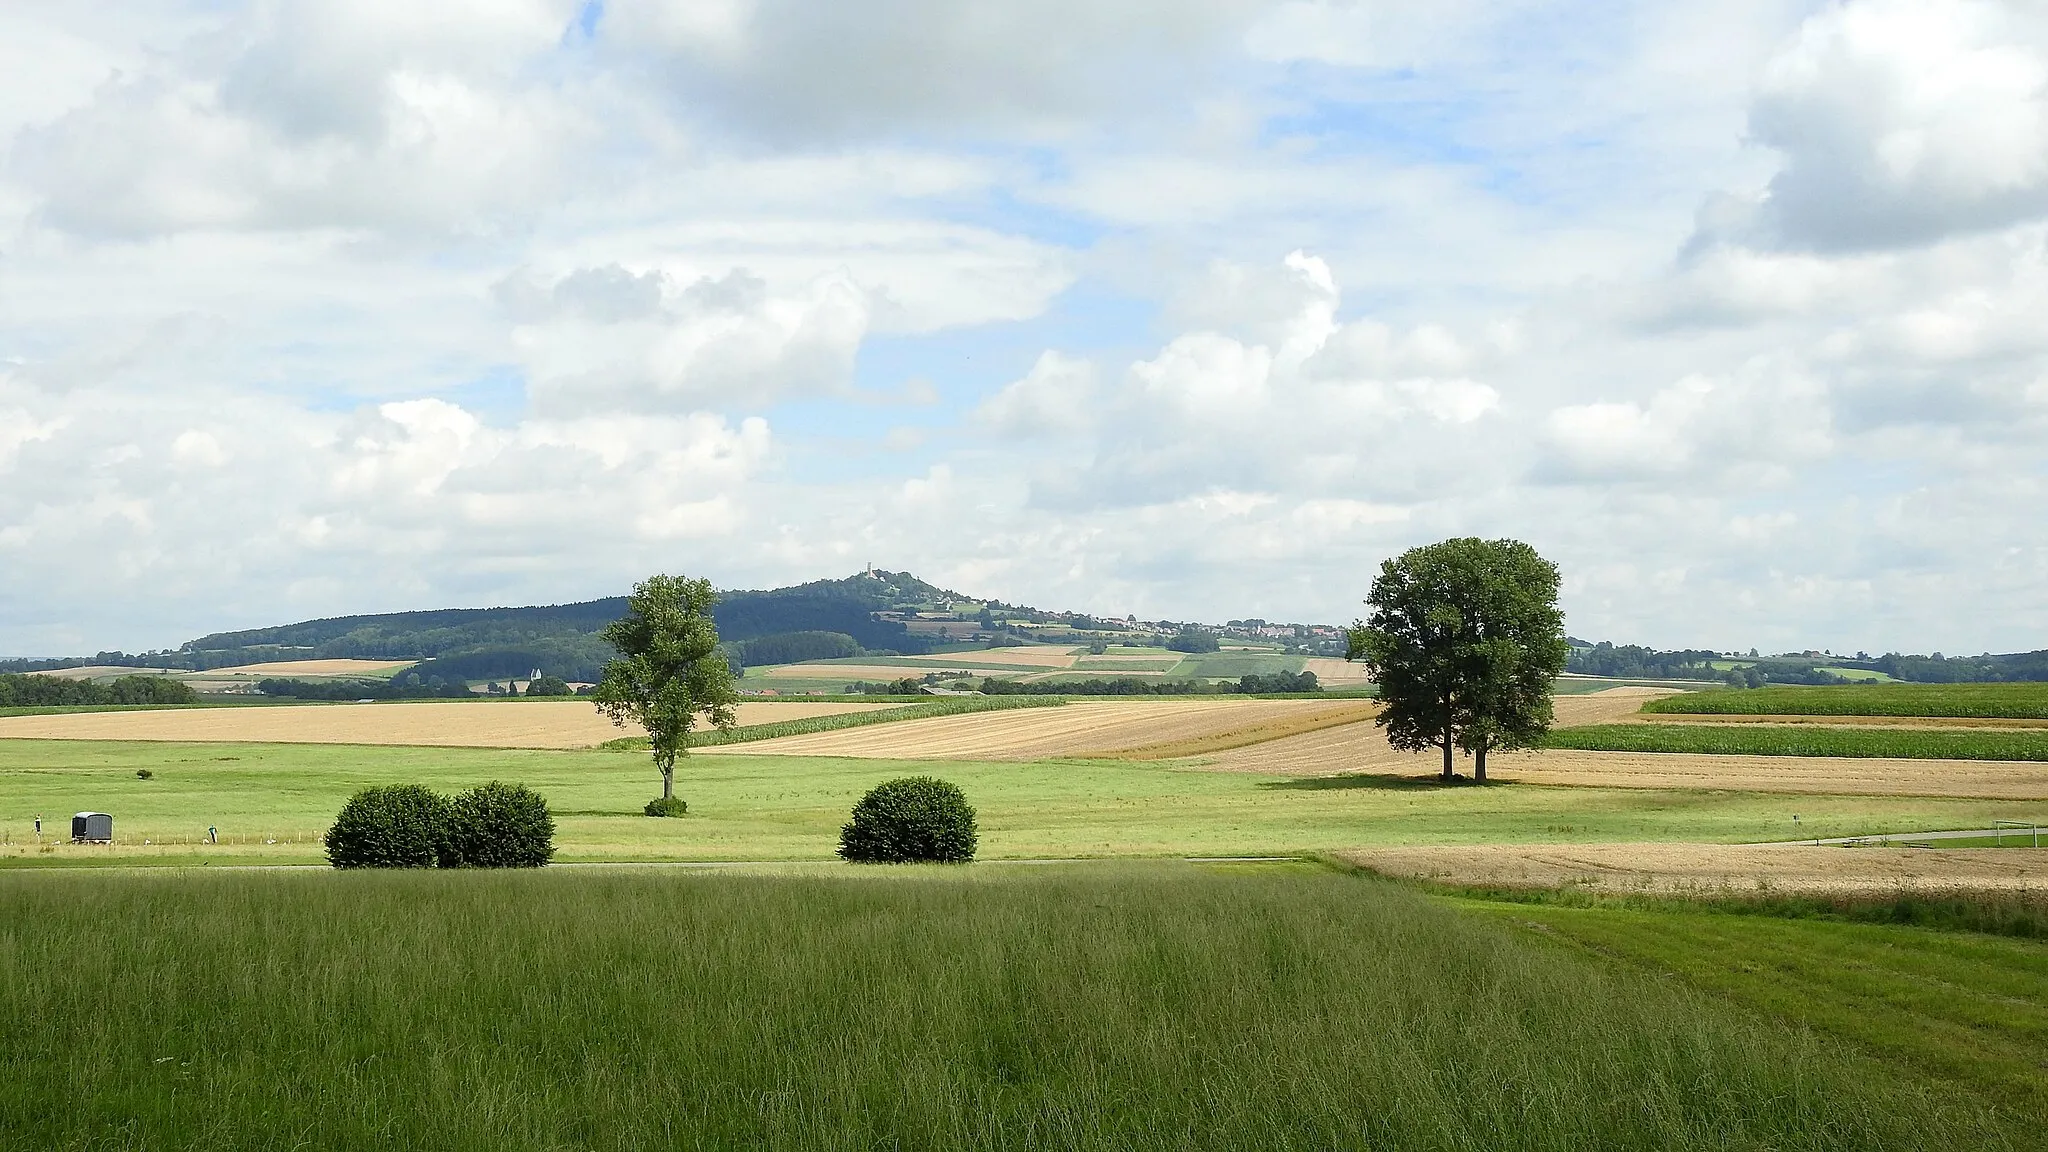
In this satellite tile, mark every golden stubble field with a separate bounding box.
[1342,842,2048,894]
[1185,689,2048,800]
[0,701,894,749]
[719,698,1380,761]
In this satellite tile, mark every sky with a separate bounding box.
[2,0,2046,657]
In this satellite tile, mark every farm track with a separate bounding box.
[1343,843,2048,894]
[0,700,894,749]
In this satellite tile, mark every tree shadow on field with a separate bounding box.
[1259,773,1515,792]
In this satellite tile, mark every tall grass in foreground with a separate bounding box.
[0,867,2020,1150]
[1545,722,2048,760]
[1643,683,2048,718]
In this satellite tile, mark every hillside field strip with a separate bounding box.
[1643,683,2048,719]
[1304,657,1372,685]
[717,698,1378,761]
[11,665,184,681]
[1344,843,2048,894]
[0,700,893,749]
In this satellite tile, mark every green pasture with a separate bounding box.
[1645,682,2048,718]
[1456,895,2048,1116]
[1814,666,1899,682]
[1174,651,1307,679]
[0,866,2029,1149]
[3,738,2042,866]
[1547,723,2048,760]
[1550,675,1722,693]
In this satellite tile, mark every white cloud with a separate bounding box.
[601,0,1266,142]
[2,0,2047,657]
[1542,362,1832,483]
[1713,0,2048,251]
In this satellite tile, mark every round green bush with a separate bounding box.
[644,796,688,818]
[324,784,451,869]
[838,777,977,863]
[445,781,555,868]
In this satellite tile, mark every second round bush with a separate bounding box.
[445,781,556,868]
[838,776,977,863]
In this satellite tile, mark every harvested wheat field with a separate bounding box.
[720,699,1376,761]
[1302,658,1372,686]
[0,700,893,749]
[1342,842,2048,894]
[751,664,962,681]
[1189,690,2048,799]
[901,647,1082,668]
[1203,732,2048,800]
[1199,690,1670,775]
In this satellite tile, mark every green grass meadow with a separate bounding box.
[1455,894,2048,1117]
[1545,723,2048,760]
[5,739,2043,866]
[1644,682,2048,718]
[2,865,2032,1150]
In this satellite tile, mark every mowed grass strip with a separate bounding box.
[1455,894,2048,1119]
[1545,723,2048,761]
[599,694,1066,751]
[1644,683,2048,719]
[1073,700,1381,760]
[0,866,2024,1150]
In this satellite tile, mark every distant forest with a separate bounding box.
[1566,641,2048,686]
[0,673,196,707]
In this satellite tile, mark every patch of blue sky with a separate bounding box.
[900,145,1110,250]
[764,282,1155,485]
[436,365,530,426]
[562,0,604,45]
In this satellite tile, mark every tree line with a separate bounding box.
[0,673,197,707]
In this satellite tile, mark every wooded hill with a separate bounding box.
[108,570,974,683]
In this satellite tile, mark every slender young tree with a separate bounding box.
[1346,538,1570,782]
[592,574,739,810]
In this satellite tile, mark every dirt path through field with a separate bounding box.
[1342,842,2048,893]
[0,701,895,749]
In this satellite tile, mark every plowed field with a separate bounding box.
[1343,843,2048,894]
[719,699,1377,761]
[0,701,893,749]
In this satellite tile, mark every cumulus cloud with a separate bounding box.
[9,0,589,238]
[505,264,869,413]
[1541,362,1832,483]
[5,0,2048,656]
[601,0,1265,142]
[980,252,1502,511]
[1704,0,2048,252]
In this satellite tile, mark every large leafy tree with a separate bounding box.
[592,574,739,808]
[1346,538,1570,782]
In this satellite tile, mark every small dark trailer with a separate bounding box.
[71,812,112,843]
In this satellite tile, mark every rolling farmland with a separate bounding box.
[718,698,1376,761]
[0,700,893,749]
[1344,842,2048,893]
[1643,683,2048,719]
